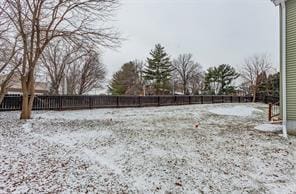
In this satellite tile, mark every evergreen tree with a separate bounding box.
[257,71,268,96]
[269,72,280,96]
[109,62,142,95]
[204,67,220,94]
[144,44,172,95]
[205,64,239,95]
[258,72,279,97]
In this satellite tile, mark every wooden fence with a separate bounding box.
[0,95,255,111]
[255,94,279,104]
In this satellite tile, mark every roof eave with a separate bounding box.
[271,0,287,6]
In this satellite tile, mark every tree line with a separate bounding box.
[0,1,280,120]
[109,44,279,102]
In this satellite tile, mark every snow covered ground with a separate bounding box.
[1,103,296,193]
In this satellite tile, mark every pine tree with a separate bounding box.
[204,64,239,95]
[144,44,172,95]
[109,62,142,95]
[261,72,279,97]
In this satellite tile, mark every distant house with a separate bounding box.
[0,75,49,95]
[271,0,296,135]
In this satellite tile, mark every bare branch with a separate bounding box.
[172,54,202,95]
[0,0,120,118]
[241,54,272,102]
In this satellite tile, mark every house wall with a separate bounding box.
[286,0,296,134]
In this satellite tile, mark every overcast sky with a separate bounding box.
[103,0,279,79]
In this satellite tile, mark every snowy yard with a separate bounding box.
[1,103,296,193]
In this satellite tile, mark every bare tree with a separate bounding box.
[67,50,106,95]
[41,40,85,95]
[0,16,21,104]
[189,67,204,95]
[133,59,146,95]
[66,62,80,95]
[0,43,19,104]
[0,0,120,119]
[241,54,272,102]
[172,54,201,95]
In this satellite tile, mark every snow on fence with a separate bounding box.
[0,95,257,111]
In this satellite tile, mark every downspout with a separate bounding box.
[280,1,288,138]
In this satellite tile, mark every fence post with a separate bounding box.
[89,96,92,109]
[201,96,204,104]
[158,96,160,106]
[222,96,224,103]
[268,103,272,121]
[59,96,63,111]
[264,95,268,104]
[139,96,141,107]
[230,96,233,103]
[212,96,214,104]
[116,96,119,108]
[189,96,191,104]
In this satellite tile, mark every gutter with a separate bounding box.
[271,0,288,138]
[281,1,288,138]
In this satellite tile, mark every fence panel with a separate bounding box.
[190,96,202,104]
[265,96,279,104]
[140,96,159,107]
[159,96,175,106]
[0,95,271,111]
[0,95,22,111]
[118,96,140,107]
[63,96,90,110]
[91,96,117,108]
[245,96,253,103]
[212,96,223,103]
[33,96,60,110]
[202,96,213,104]
[174,96,189,105]
[232,96,240,103]
[223,96,232,103]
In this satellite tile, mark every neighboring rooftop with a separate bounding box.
[0,75,49,95]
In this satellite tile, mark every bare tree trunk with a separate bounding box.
[183,82,187,95]
[1,0,120,119]
[20,95,35,120]
[21,93,29,119]
[21,92,34,119]
[50,83,60,95]
[253,93,256,102]
[0,71,15,105]
[0,84,7,105]
[0,88,7,105]
[20,74,35,119]
[20,79,30,119]
[252,86,257,102]
[155,82,160,95]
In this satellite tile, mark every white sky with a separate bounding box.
[102,0,280,79]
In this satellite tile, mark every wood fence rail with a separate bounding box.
[0,95,256,111]
[255,94,279,104]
